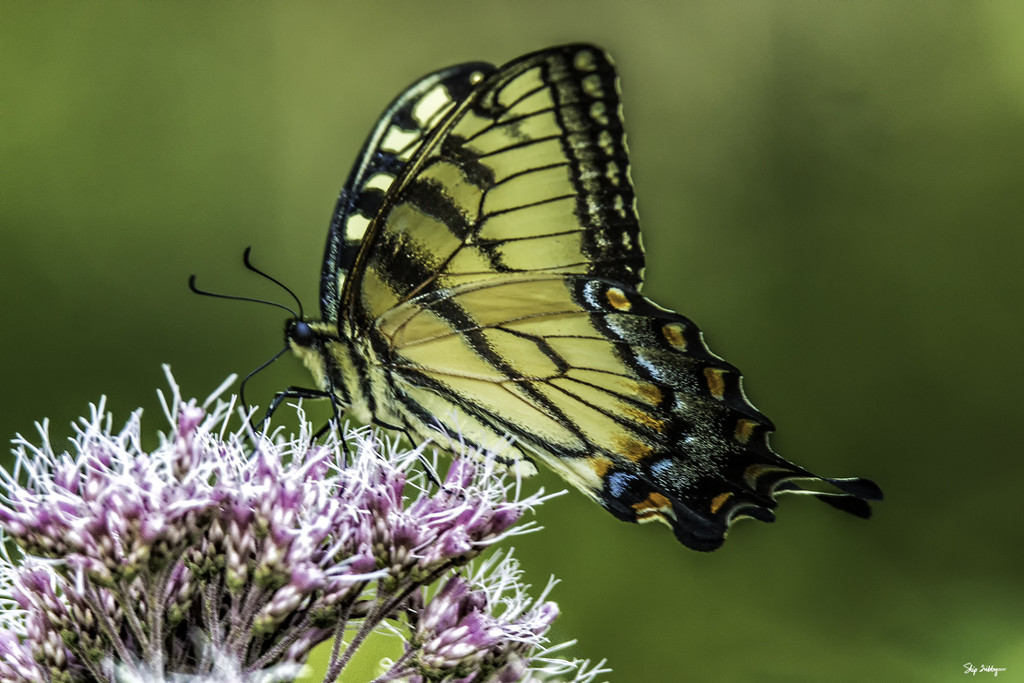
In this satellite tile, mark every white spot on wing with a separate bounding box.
[364,172,396,193]
[345,214,371,242]
[582,73,604,98]
[574,49,597,72]
[380,126,419,156]
[412,85,453,128]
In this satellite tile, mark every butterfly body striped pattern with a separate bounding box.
[288,44,881,551]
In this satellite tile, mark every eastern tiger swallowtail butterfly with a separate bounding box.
[277,44,881,551]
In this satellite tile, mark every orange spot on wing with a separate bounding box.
[743,463,790,489]
[709,492,733,515]
[734,418,758,444]
[590,456,613,479]
[623,406,666,432]
[605,287,632,311]
[633,492,673,520]
[704,367,727,400]
[636,382,664,406]
[662,322,687,350]
[614,436,653,462]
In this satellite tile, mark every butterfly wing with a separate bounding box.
[340,44,644,328]
[315,44,880,551]
[319,60,495,325]
[375,274,881,551]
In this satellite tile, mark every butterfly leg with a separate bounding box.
[264,385,331,422]
[263,386,351,458]
[370,416,444,488]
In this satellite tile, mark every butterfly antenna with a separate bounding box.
[242,247,305,320]
[188,274,300,319]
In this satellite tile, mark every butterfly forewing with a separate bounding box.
[342,45,644,327]
[320,61,494,325]
[293,43,882,552]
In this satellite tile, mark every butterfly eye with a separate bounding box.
[289,320,316,348]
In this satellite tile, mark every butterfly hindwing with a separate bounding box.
[373,273,878,551]
[290,43,882,552]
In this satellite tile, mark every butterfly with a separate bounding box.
[280,44,882,551]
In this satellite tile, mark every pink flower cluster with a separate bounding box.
[0,371,605,683]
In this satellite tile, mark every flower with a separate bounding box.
[408,553,564,681]
[0,367,608,682]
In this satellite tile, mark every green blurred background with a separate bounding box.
[3,2,1022,681]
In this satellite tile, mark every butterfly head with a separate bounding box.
[283,317,329,386]
[190,248,337,415]
[284,317,319,366]
[285,318,316,349]
[283,316,361,417]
